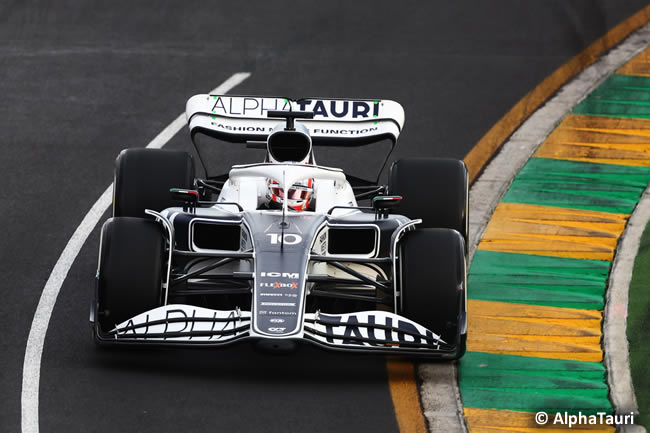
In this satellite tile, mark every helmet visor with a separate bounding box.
[271,186,312,201]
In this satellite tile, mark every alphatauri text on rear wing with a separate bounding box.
[186,95,405,146]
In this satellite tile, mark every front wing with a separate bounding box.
[93,304,459,357]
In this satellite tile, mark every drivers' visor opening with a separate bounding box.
[271,186,312,201]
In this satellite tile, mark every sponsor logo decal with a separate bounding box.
[267,327,286,333]
[312,313,442,348]
[209,123,381,136]
[257,310,298,317]
[114,307,246,342]
[270,318,285,323]
[209,97,381,119]
[317,231,327,255]
[260,302,297,307]
[211,97,291,116]
[260,271,299,279]
[259,281,298,289]
[209,123,271,132]
[312,127,379,135]
[296,100,380,119]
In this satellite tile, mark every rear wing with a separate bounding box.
[186,95,405,146]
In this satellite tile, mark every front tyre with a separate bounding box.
[96,217,165,334]
[399,228,467,359]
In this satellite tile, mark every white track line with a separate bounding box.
[21,72,251,433]
[605,184,649,428]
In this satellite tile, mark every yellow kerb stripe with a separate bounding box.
[477,202,628,261]
[535,114,650,166]
[617,44,650,77]
[467,300,603,362]
[464,408,615,433]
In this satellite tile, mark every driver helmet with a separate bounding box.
[265,124,315,211]
[267,177,314,211]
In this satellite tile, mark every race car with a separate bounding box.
[90,95,468,359]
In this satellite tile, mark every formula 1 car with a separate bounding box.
[90,95,468,359]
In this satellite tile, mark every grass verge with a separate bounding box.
[627,220,650,427]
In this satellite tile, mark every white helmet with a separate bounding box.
[266,177,314,211]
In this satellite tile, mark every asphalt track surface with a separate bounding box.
[1,1,649,432]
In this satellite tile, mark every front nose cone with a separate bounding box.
[254,338,298,353]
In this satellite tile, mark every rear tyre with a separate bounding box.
[113,148,195,217]
[96,217,165,333]
[389,158,468,244]
[399,228,466,359]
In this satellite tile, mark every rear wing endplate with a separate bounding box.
[186,95,405,146]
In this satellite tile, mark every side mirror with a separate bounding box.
[372,195,402,211]
[170,188,199,203]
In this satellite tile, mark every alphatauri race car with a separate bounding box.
[91,95,468,359]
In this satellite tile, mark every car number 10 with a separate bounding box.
[267,233,302,245]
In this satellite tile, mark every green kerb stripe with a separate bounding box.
[459,352,612,413]
[468,250,610,310]
[502,157,650,214]
[574,74,650,119]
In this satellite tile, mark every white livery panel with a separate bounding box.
[106,305,449,353]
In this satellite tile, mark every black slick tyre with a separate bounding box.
[113,148,195,217]
[399,228,467,359]
[389,158,468,244]
[96,217,165,333]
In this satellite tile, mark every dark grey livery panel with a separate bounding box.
[245,212,326,337]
